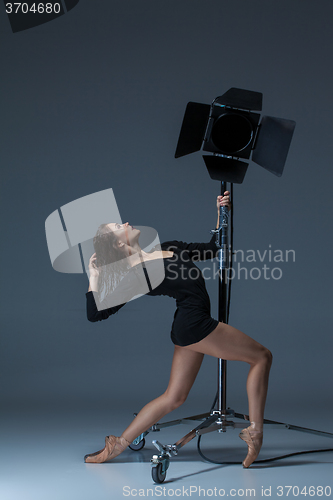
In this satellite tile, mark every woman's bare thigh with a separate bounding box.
[184,322,268,364]
[164,345,204,401]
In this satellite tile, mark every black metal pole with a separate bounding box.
[216,181,229,417]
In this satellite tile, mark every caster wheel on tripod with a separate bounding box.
[152,462,166,483]
[128,438,145,451]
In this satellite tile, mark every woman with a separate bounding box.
[84,192,272,468]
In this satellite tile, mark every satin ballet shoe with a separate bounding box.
[84,435,131,463]
[239,425,263,468]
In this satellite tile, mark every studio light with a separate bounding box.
[175,87,296,183]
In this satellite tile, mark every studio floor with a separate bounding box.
[1,404,333,500]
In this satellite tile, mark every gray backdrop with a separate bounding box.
[1,0,332,427]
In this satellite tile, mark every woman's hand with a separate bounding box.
[88,253,99,279]
[217,191,231,212]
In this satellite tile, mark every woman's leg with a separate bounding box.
[184,322,272,467]
[184,322,273,424]
[121,346,204,442]
[85,346,204,462]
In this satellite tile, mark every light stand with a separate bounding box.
[129,89,333,483]
[213,180,229,419]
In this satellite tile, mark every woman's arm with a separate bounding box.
[87,253,99,292]
[86,291,126,322]
[216,191,231,229]
[88,279,98,292]
[86,252,129,321]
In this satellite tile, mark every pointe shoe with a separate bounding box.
[84,435,131,463]
[239,425,263,468]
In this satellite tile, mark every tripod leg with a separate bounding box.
[175,429,198,448]
[173,414,219,451]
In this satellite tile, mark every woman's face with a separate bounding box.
[107,222,140,248]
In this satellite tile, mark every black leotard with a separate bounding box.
[86,235,219,346]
